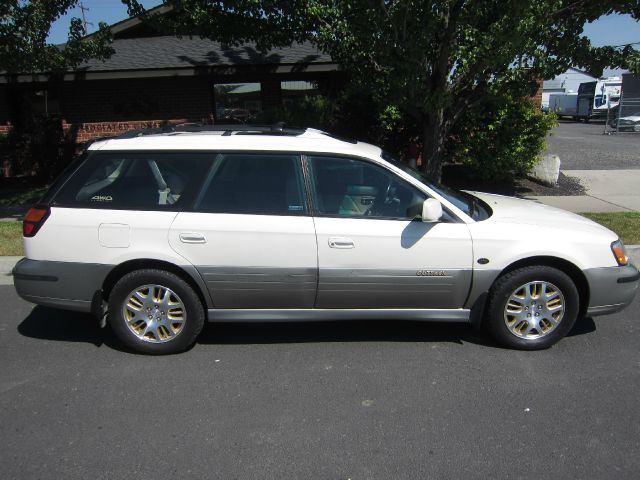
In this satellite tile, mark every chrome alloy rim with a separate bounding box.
[122,284,186,343]
[504,281,565,340]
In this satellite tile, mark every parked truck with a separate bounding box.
[576,76,622,121]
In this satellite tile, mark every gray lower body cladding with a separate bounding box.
[584,264,639,316]
[13,258,112,312]
[315,268,472,309]
[198,266,317,308]
[12,259,639,320]
[199,266,472,309]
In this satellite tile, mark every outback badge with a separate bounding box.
[416,270,446,277]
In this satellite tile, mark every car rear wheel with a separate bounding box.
[108,269,204,354]
[486,266,579,350]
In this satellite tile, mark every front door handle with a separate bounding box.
[328,237,355,249]
[179,232,207,244]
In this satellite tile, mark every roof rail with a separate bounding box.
[88,122,361,144]
[116,126,173,139]
[174,123,306,136]
[103,122,307,139]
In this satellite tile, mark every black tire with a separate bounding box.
[485,266,579,350]
[108,269,205,354]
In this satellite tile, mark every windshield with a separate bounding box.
[386,158,490,220]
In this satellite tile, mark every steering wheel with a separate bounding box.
[367,180,395,216]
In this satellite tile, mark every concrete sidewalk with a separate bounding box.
[527,170,640,213]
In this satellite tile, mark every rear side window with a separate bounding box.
[195,153,306,215]
[53,152,211,209]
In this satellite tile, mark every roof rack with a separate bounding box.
[111,122,307,139]
[176,122,306,136]
[115,126,173,139]
[90,122,359,144]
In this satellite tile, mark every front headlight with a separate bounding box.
[611,240,629,266]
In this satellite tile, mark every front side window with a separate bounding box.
[53,152,211,209]
[196,153,306,216]
[307,156,426,220]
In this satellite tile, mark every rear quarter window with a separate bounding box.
[53,152,212,210]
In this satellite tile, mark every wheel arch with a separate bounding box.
[101,259,212,311]
[497,256,590,318]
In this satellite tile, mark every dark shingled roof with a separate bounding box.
[79,36,333,72]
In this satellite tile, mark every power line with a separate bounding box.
[608,40,640,48]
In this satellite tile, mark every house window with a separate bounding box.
[280,81,318,108]
[214,82,262,123]
[20,88,61,116]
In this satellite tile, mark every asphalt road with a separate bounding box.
[546,120,640,170]
[1,285,639,480]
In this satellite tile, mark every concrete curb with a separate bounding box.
[0,256,23,286]
[2,249,639,286]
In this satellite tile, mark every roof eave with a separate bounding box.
[0,62,341,83]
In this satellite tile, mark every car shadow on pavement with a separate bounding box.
[197,320,494,347]
[17,306,597,351]
[17,306,123,350]
[567,316,597,337]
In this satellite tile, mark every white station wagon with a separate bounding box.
[13,125,639,354]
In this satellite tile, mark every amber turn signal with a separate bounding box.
[611,240,628,266]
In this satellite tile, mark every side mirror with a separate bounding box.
[421,198,443,223]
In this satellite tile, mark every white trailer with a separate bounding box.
[548,92,578,117]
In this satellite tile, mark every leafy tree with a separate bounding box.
[0,0,114,75]
[0,1,117,178]
[126,0,640,182]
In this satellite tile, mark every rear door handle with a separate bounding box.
[328,237,355,249]
[179,232,207,244]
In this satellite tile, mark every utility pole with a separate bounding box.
[79,1,93,33]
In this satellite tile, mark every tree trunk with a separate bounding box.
[421,107,447,183]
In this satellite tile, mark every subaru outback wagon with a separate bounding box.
[14,125,639,354]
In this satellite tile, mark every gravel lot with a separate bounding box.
[546,120,640,170]
[1,285,639,479]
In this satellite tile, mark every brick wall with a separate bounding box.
[0,76,215,142]
[63,118,208,143]
[532,78,544,110]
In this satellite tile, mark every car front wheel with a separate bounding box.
[486,266,579,350]
[108,269,205,354]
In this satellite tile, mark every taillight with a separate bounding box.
[23,206,50,237]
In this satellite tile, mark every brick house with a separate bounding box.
[0,6,342,144]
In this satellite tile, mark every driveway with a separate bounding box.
[546,120,640,170]
[1,285,639,479]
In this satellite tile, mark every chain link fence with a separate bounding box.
[607,74,640,135]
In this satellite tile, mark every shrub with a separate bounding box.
[255,95,338,130]
[448,96,557,181]
[5,114,74,180]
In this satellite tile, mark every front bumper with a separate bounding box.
[13,258,111,313]
[584,264,640,316]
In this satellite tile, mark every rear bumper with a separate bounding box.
[585,264,639,316]
[13,258,111,313]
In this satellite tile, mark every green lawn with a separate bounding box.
[0,222,23,256]
[581,212,640,245]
